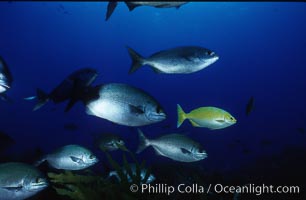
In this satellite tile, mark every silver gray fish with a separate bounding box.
[108,163,155,184]
[0,56,13,101]
[84,83,166,127]
[0,162,48,200]
[35,144,98,170]
[127,46,219,74]
[96,133,127,151]
[137,129,207,162]
[106,1,188,21]
[25,68,98,111]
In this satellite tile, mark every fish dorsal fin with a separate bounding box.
[105,2,118,21]
[70,156,84,164]
[189,120,201,127]
[180,148,192,154]
[125,2,140,11]
[129,104,144,115]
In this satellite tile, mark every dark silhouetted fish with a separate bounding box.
[0,56,13,102]
[95,133,127,151]
[25,68,98,111]
[83,83,166,127]
[105,1,188,21]
[127,46,219,74]
[0,131,15,152]
[246,96,254,116]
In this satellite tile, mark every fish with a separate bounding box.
[105,1,188,21]
[136,129,207,162]
[246,96,254,116]
[108,163,155,184]
[95,133,127,151]
[35,144,99,170]
[127,46,219,74]
[84,83,166,127]
[0,131,15,152]
[25,68,98,111]
[0,162,48,200]
[177,104,237,129]
[0,56,13,102]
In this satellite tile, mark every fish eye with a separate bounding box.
[36,178,42,183]
[156,106,162,113]
[199,149,205,153]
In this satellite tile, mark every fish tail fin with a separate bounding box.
[136,129,150,154]
[177,104,187,128]
[126,46,145,74]
[105,1,118,21]
[33,88,49,111]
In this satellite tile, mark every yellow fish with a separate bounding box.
[177,104,237,130]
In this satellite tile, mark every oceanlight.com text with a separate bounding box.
[130,183,300,196]
[214,183,300,196]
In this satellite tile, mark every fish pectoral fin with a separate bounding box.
[1,186,23,191]
[153,147,164,156]
[215,119,225,123]
[180,148,192,154]
[129,104,145,115]
[70,156,84,164]
[152,68,162,74]
[189,120,201,127]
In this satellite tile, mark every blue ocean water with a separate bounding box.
[0,2,306,199]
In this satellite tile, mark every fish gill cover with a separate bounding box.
[0,2,306,200]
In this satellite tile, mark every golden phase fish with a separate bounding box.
[177,104,236,130]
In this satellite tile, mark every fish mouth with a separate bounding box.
[31,181,49,190]
[212,55,219,61]
[194,152,208,160]
[88,158,99,165]
[0,83,10,89]
[147,112,167,122]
